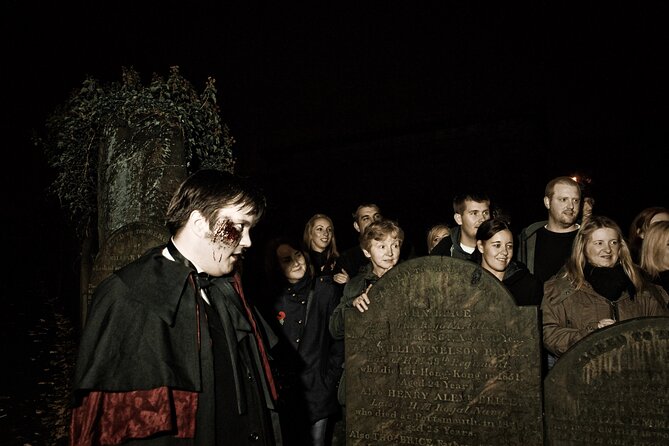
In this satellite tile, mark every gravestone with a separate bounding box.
[344,256,544,445]
[544,316,669,446]
[81,120,186,325]
[97,121,187,243]
[84,222,169,324]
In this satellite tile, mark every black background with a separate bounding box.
[3,2,668,297]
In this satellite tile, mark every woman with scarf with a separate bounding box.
[541,215,669,360]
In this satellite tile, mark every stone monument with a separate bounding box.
[84,222,169,324]
[544,316,669,446]
[344,256,544,445]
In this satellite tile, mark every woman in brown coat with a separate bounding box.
[541,215,669,360]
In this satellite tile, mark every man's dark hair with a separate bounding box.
[452,192,490,215]
[166,169,266,234]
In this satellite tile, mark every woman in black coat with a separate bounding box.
[473,218,544,306]
[264,237,344,446]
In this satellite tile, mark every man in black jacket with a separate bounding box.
[431,192,491,261]
[70,169,282,446]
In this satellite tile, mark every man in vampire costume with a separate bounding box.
[69,169,282,445]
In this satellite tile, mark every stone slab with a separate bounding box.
[344,256,544,445]
[84,222,169,323]
[544,316,669,446]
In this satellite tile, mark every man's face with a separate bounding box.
[546,184,581,228]
[355,206,382,234]
[363,234,400,277]
[204,204,258,276]
[457,200,491,240]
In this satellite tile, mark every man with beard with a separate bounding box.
[517,176,584,283]
[516,176,586,374]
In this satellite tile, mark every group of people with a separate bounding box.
[259,203,396,444]
[68,170,669,446]
[424,177,669,370]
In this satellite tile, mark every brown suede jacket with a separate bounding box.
[541,275,669,358]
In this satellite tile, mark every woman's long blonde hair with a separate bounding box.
[640,220,669,279]
[564,215,644,291]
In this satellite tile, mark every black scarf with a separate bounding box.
[584,263,636,301]
[657,270,669,294]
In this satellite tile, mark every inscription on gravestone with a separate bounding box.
[344,256,543,445]
[544,317,669,446]
[85,222,169,322]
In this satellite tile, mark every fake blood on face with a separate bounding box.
[212,219,242,247]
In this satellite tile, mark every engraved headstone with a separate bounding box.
[84,222,169,323]
[544,317,669,446]
[344,256,543,445]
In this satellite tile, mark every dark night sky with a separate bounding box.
[2,5,668,442]
[3,2,669,267]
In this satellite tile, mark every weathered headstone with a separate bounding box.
[84,222,169,323]
[544,316,669,446]
[97,121,187,243]
[344,256,544,445]
[81,120,186,326]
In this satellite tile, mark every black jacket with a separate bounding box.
[267,275,344,423]
[70,246,282,445]
[429,226,476,261]
[502,260,544,306]
[337,244,370,278]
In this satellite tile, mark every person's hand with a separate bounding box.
[352,284,372,312]
[334,269,349,284]
[597,318,615,329]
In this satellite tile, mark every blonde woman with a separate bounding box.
[541,215,669,360]
[640,220,669,298]
[303,213,348,285]
[628,206,669,263]
[426,223,450,254]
